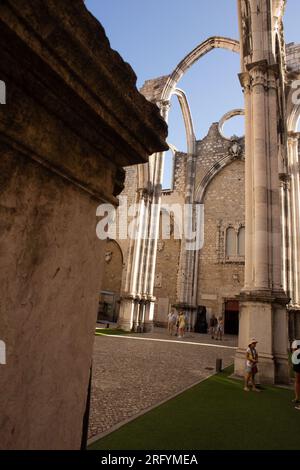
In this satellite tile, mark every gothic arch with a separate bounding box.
[173,88,196,155]
[161,36,240,103]
[195,153,244,204]
[287,97,300,133]
[105,238,124,266]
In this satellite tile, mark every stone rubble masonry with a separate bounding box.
[101,240,123,296]
[140,75,170,104]
[195,122,244,189]
[198,158,245,317]
[0,0,167,450]
[286,42,300,73]
[173,152,188,194]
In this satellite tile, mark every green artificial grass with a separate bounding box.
[89,366,300,450]
[95,328,130,336]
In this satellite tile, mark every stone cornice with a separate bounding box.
[238,288,290,305]
[0,0,168,190]
[239,61,281,91]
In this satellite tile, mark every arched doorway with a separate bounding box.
[224,300,239,335]
[97,239,123,324]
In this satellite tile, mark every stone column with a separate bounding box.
[286,133,300,338]
[119,101,170,332]
[118,189,150,331]
[235,0,289,383]
[173,91,198,327]
[240,72,254,289]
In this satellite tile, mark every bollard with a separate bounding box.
[216,358,222,373]
[106,323,110,329]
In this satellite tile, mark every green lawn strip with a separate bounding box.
[95,328,130,336]
[89,366,300,450]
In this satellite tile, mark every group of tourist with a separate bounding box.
[244,338,300,411]
[167,310,187,338]
[168,310,224,341]
[167,309,300,410]
[209,314,224,341]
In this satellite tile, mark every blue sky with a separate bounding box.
[86,0,300,187]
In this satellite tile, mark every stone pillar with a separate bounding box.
[118,102,169,332]
[235,1,289,384]
[286,133,300,339]
[173,92,198,325]
[118,188,151,331]
[242,72,254,290]
[0,0,167,449]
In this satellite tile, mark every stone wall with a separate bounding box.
[101,240,123,295]
[197,158,245,319]
[153,236,181,325]
[286,42,300,73]
[153,123,245,328]
[112,120,246,330]
[0,151,105,449]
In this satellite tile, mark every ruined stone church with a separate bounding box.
[99,1,300,385]
[2,0,300,451]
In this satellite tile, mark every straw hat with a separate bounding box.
[248,338,258,346]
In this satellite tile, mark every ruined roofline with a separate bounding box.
[286,42,300,73]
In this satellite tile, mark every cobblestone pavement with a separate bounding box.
[88,329,237,440]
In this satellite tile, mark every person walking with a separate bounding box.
[244,338,260,392]
[178,311,186,339]
[209,314,217,339]
[216,316,224,341]
[167,310,177,336]
[291,339,300,410]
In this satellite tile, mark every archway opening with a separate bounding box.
[172,48,243,140]
[97,240,123,325]
[221,114,245,139]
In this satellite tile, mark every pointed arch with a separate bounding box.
[161,36,240,102]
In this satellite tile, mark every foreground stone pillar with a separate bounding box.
[235,0,289,384]
[0,0,167,449]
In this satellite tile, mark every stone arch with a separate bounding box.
[218,109,245,140]
[161,36,240,103]
[195,153,244,204]
[287,96,300,133]
[172,88,196,155]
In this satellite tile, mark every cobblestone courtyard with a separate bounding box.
[88,329,237,441]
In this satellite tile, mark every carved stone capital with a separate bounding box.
[247,61,269,89]
[239,72,251,94]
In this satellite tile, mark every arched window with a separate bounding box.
[217,223,245,263]
[237,227,245,256]
[226,227,236,257]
